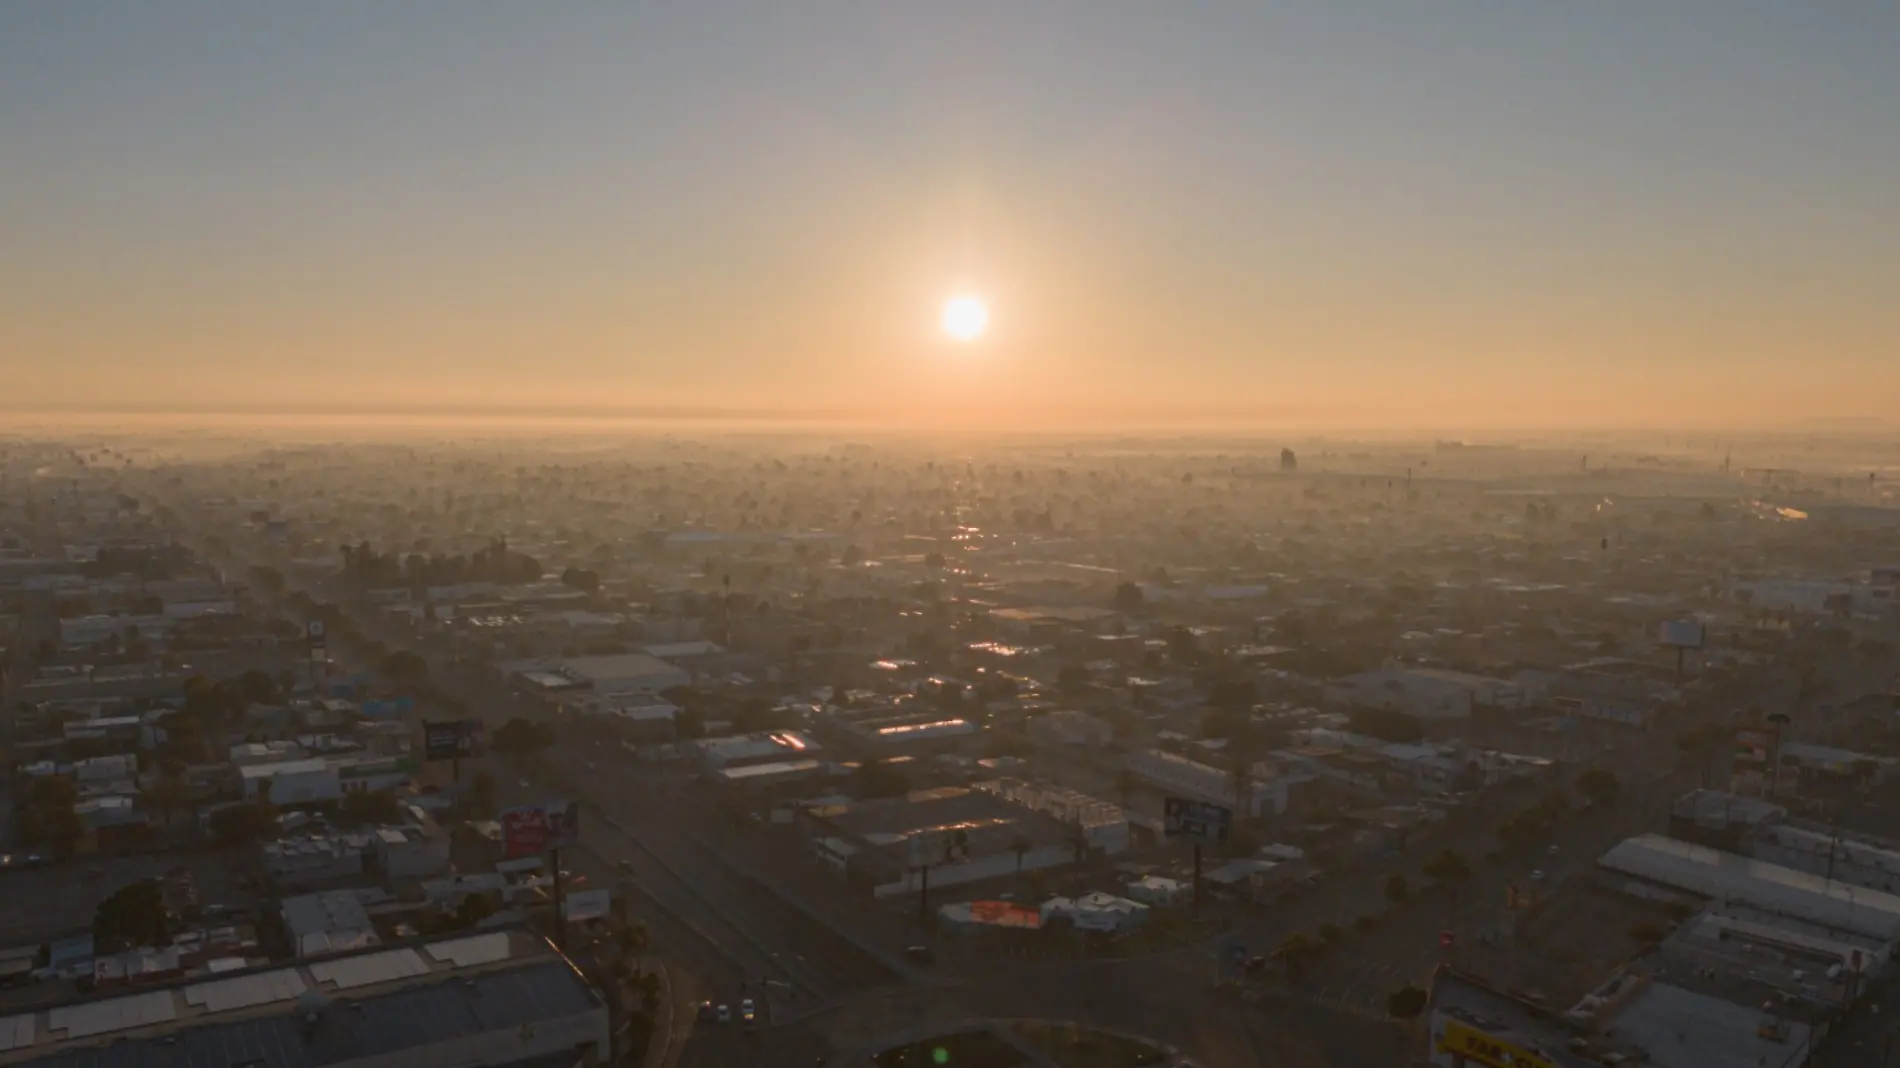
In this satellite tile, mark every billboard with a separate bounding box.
[1658,619,1706,649]
[1163,797,1232,845]
[360,697,415,719]
[562,888,612,922]
[965,900,1043,930]
[423,719,484,761]
[501,800,582,858]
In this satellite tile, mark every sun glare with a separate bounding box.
[941,295,989,342]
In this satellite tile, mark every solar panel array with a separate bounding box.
[0,1014,34,1053]
[46,991,177,1039]
[308,948,428,990]
[184,969,309,1013]
[423,932,512,968]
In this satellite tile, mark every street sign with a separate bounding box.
[1163,797,1232,845]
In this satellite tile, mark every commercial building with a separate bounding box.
[1124,748,1304,817]
[1426,969,1597,1068]
[803,786,1085,898]
[1327,667,1521,721]
[555,653,690,697]
[263,831,373,888]
[1572,975,1815,1068]
[1026,709,1115,747]
[818,704,977,755]
[241,758,340,805]
[1596,833,1900,941]
[0,929,610,1067]
[282,890,382,958]
[696,730,821,772]
[969,778,1129,854]
[505,653,689,701]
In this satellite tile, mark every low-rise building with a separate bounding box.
[0,928,610,1067]
[970,778,1129,854]
[1124,748,1304,817]
[241,758,339,804]
[374,825,451,881]
[1328,666,1520,720]
[281,889,382,958]
[1026,709,1115,747]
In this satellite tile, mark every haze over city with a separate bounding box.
[7,10,1900,1068]
[5,4,1898,430]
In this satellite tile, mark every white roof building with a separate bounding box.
[1598,834,1900,940]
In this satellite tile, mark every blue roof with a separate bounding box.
[18,961,597,1068]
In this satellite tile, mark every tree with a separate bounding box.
[1386,985,1428,1019]
[209,802,276,845]
[18,775,84,857]
[1056,663,1092,693]
[493,716,556,756]
[1348,707,1425,744]
[1576,768,1620,806]
[467,771,497,818]
[1384,873,1410,905]
[560,567,602,594]
[246,564,286,595]
[1318,922,1343,945]
[1112,581,1145,614]
[1275,932,1318,981]
[1167,625,1198,663]
[382,649,429,685]
[338,788,404,827]
[1422,849,1471,882]
[453,892,498,930]
[94,879,170,951]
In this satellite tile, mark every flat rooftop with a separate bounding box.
[0,928,601,1067]
[1605,981,1812,1068]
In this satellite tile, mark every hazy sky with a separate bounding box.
[4,4,1896,429]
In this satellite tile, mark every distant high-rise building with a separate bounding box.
[1279,448,1297,473]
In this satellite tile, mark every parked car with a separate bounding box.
[903,945,936,966]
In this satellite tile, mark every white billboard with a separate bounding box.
[562,888,612,922]
[1658,619,1706,649]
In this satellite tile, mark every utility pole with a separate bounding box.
[1192,844,1202,917]
[551,845,566,950]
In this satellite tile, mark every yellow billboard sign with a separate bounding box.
[1436,1018,1558,1068]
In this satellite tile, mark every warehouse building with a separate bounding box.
[1596,833,1900,941]
[0,928,610,1067]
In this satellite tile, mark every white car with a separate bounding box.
[716,1003,732,1024]
[1546,844,1560,856]
[1530,869,1547,882]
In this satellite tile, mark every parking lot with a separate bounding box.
[0,849,253,949]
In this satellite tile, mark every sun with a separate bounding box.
[940,295,989,342]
